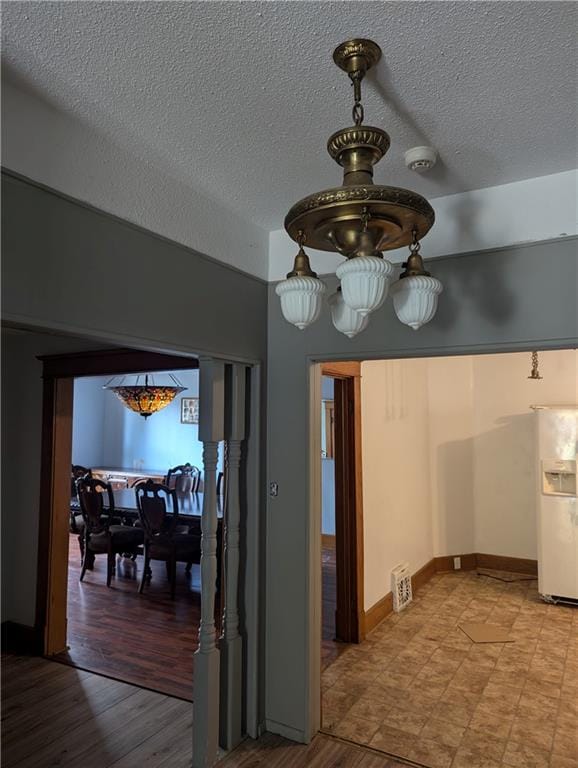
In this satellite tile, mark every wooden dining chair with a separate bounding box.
[70,465,93,559]
[165,463,201,493]
[134,480,201,598]
[76,476,143,586]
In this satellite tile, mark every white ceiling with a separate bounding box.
[3,1,577,237]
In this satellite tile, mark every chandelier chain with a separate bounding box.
[409,228,421,254]
[350,72,364,126]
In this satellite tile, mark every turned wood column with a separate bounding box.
[193,358,225,768]
[219,364,246,749]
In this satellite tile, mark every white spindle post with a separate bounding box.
[219,364,246,749]
[193,358,225,768]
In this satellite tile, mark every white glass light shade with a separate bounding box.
[275,275,326,330]
[391,275,443,330]
[336,256,393,316]
[328,290,369,338]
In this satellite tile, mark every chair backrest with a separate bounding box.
[165,463,201,493]
[71,465,92,498]
[134,480,178,538]
[76,476,113,534]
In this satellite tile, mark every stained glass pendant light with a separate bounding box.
[276,39,443,336]
[104,374,186,419]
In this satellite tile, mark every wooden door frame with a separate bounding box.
[37,348,199,655]
[320,362,364,644]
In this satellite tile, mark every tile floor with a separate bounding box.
[321,570,578,768]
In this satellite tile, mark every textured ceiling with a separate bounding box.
[2,1,577,234]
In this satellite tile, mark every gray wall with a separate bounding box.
[1,171,267,363]
[265,238,577,738]
[1,329,111,625]
[1,171,268,629]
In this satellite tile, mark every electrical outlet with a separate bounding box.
[269,482,279,497]
[454,556,461,570]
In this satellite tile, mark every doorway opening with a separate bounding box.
[38,348,223,700]
[317,349,578,768]
[320,362,364,671]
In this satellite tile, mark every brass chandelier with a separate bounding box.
[276,39,442,337]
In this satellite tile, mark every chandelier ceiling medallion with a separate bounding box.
[276,39,443,337]
[104,374,186,419]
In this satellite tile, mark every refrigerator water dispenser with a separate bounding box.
[542,459,577,497]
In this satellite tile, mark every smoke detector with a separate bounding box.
[404,146,437,173]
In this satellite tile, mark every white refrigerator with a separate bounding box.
[534,405,578,603]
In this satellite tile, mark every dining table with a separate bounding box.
[71,488,223,527]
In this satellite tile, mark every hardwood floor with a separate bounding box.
[1,654,193,768]
[322,542,347,670]
[2,655,410,768]
[54,533,214,700]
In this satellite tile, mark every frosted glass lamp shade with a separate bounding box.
[275,275,326,330]
[391,275,443,330]
[328,290,369,338]
[336,256,393,316]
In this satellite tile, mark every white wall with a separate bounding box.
[427,356,475,557]
[361,349,578,610]
[361,359,434,610]
[471,350,578,559]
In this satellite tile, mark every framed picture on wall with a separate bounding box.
[180,397,199,424]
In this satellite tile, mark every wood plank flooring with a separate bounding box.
[1,655,193,768]
[2,656,410,768]
[322,542,347,670]
[60,534,339,698]
[55,533,210,700]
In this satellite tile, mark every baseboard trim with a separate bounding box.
[362,592,393,635]
[476,552,538,576]
[362,551,538,634]
[363,557,437,634]
[412,557,437,592]
[264,719,308,744]
[435,552,537,576]
[434,553,477,572]
[1,621,43,655]
[321,534,336,549]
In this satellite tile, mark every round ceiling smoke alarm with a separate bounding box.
[404,146,437,173]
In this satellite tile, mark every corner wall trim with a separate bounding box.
[264,719,308,744]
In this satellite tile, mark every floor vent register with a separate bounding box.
[392,562,413,612]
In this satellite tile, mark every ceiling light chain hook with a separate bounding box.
[349,71,364,126]
[410,228,421,254]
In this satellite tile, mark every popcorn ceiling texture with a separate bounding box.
[2,1,576,279]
